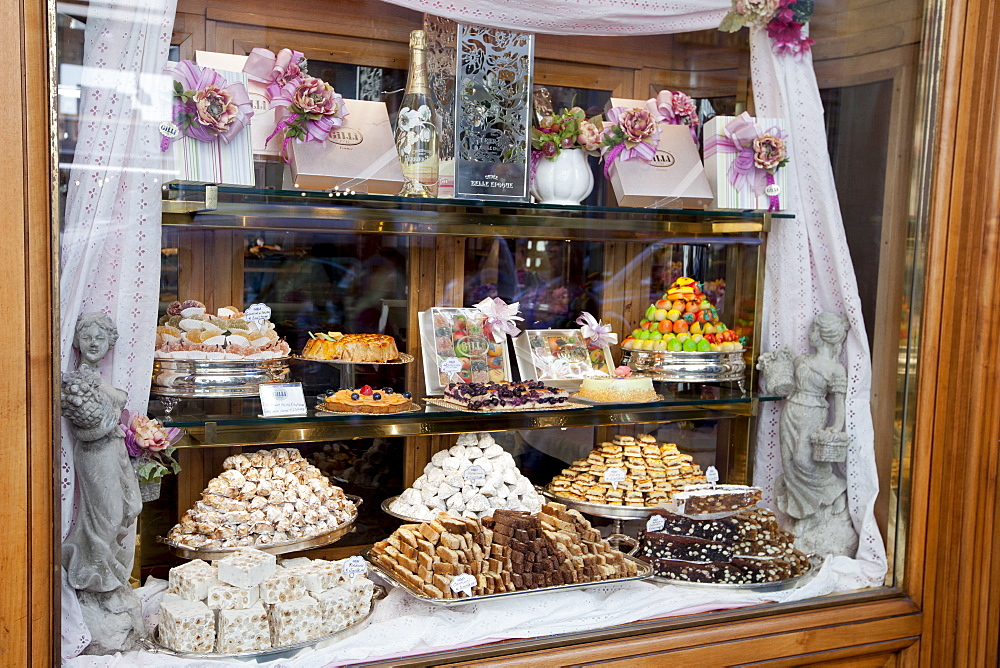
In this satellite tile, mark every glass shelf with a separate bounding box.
[161,184,792,242]
[150,386,780,448]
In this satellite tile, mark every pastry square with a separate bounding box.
[168,559,219,602]
[216,548,277,589]
[267,594,323,646]
[158,597,215,653]
[259,568,308,604]
[205,581,259,610]
[216,602,270,652]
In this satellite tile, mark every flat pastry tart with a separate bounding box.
[302,332,401,363]
[321,385,413,414]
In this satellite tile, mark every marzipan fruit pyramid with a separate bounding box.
[621,277,744,353]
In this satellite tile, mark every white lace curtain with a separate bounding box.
[59,0,177,658]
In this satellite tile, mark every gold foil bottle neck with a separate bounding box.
[409,30,427,50]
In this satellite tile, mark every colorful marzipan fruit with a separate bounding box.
[621,277,744,353]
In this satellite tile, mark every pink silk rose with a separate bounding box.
[132,415,172,452]
[753,134,787,170]
[619,108,657,144]
[193,85,239,133]
[293,77,342,117]
[577,120,602,152]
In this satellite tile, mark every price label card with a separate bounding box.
[603,466,626,490]
[259,383,308,417]
[439,357,463,374]
[764,184,781,197]
[646,514,666,532]
[343,556,367,579]
[244,303,272,321]
[705,465,720,486]
[450,573,477,597]
[463,464,487,484]
[244,303,272,332]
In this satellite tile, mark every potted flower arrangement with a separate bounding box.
[122,411,183,502]
[529,107,602,205]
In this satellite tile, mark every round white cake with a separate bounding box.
[577,375,657,402]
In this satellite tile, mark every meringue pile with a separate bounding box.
[389,433,543,521]
[154,300,291,360]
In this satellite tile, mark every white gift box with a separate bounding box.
[604,97,713,209]
[703,113,789,211]
[287,99,405,195]
[164,58,255,187]
[196,51,282,158]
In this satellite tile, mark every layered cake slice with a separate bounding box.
[673,483,763,515]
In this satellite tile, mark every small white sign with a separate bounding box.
[450,573,477,597]
[159,121,180,138]
[463,464,487,483]
[705,465,720,486]
[259,383,308,417]
[343,556,367,579]
[764,183,781,197]
[244,303,272,322]
[646,514,666,532]
[439,357,463,374]
[244,303,271,331]
[603,466,627,490]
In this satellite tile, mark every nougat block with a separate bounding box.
[158,597,215,653]
[259,568,307,604]
[303,560,346,593]
[267,594,323,646]
[347,575,374,600]
[206,581,259,610]
[278,556,313,570]
[216,548,277,589]
[169,560,220,602]
[216,602,270,653]
[314,586,351,633]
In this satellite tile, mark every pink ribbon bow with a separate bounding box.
[575,312,618,349]
[474,297,523,343]
[243,47,306,102]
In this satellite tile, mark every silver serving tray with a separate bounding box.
[380,495,440,523]
[622,349,746,383]
[159,495,361,560]
[151,357,291,397]
[364,547,652,606]
[141,586,385,659]
[636,557,817,592]
[540,487,662,520]
[293,352,415,365]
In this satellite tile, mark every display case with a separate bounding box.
[36,0,996,664]
[147,185,781,554]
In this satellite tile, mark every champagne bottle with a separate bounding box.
[395,30,439,197]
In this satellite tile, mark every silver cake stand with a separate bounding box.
[622,349,747,391]
[151,357,291,414]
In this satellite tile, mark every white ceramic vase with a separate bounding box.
[530,148,594,205]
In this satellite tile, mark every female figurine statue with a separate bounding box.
[61,312,143,652]
[757,312,859,558]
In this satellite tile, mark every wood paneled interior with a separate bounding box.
[15,0,1000,664]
